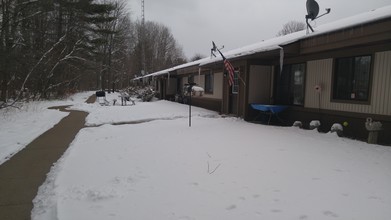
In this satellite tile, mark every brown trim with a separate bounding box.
[278,42,391,65]
[177,66,199,75]
[191,96,222,113]
[238,65,247,117]
[192,97,221,101]
[289,106,391,122]
[299,18,391,54]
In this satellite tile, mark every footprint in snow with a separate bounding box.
[253,194,260,199]
[178,216,193,220]
[323,210,338,218]
[333,168,344,172]
[226,205,237,210]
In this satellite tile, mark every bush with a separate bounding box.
[124,86,156,102]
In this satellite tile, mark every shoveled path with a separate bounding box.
[0,95,96,220]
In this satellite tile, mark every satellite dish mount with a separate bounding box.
[211,41,224,58]
[305,0,331,33]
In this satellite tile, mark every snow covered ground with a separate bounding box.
[70,92,217,126]
[0,92,93,165]
[2,92,390,219]
[27,93,391,220]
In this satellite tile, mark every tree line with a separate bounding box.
[0,0,186,106]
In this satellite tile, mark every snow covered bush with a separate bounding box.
[309,120,321,130]
[330,123,344,137]
[140,88,156,102]
[124,86,157,102]
[125,87,139,97]
[292,121,302,128]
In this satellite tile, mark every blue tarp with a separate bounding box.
[250,104,287,114]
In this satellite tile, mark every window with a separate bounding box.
[188,75,194,84]
[333,55,371,101]
[205,73,214,94]
[232,71,239,94]
[275,63,305,106]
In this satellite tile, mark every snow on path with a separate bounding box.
[32,114,391,220]
[0,92,93,165]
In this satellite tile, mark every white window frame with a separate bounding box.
[231,71,239,94]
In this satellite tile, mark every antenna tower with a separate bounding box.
[141,0,145,24]
[141,0,146,76]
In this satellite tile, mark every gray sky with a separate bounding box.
[125,0,391,59]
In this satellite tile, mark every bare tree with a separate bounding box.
[0,0,41,102]
[276,21,306,36]
[0,0,127,105]
[0,0,186,107]
[190,53,205,61]
[131,21,186,77]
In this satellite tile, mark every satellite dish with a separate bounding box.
[306,0,319,20]
[210,41,224,58]
[305,0,331,33]
[211,41,217,57]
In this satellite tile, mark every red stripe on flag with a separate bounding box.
[224,59,235,86]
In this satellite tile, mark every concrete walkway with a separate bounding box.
[0,95,96,220]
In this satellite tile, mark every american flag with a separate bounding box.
[216,49,235,86]
[224,58,235,86]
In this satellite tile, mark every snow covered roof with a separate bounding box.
[201,5,391,65]
[138,5,391,78]
[135,56,213,80]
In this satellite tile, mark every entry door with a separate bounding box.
[229,71,239,114]
[159,79,165,99]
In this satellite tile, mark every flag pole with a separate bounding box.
[236,70,246,87]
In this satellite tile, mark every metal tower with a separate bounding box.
[141,0,146,76]
[141,0,145,24]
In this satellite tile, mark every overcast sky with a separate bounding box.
[125,0,391,59]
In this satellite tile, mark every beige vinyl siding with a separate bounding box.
[197,75,204,88]
[182,76,188,87]
[305,51,391,116]
[304,59,333,109]
[372,51,391,116]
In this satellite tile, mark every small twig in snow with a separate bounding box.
[207,161,221,175]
